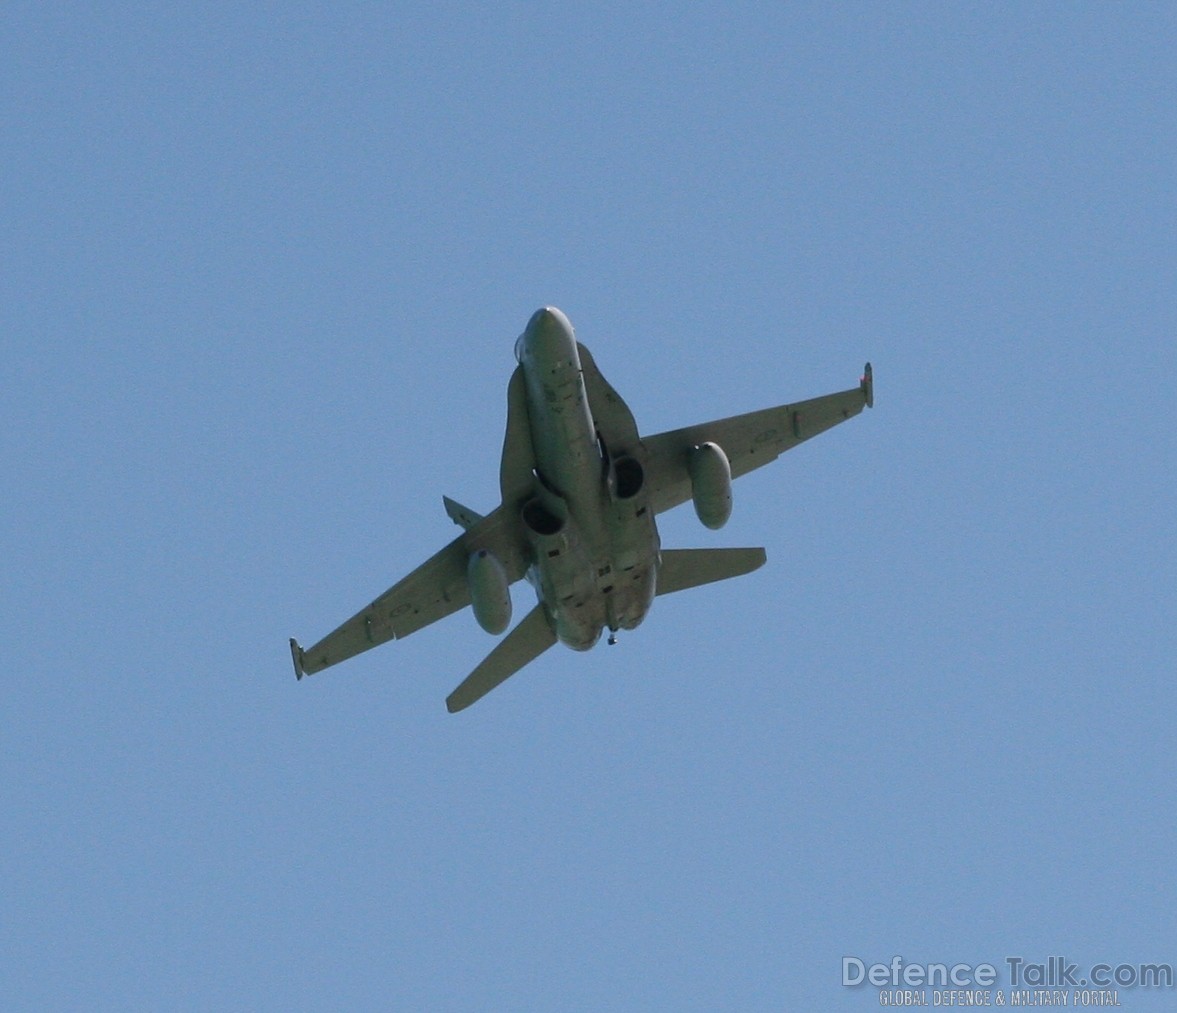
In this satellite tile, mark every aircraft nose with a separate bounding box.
[517,306,575,363]
[527,306,572,338]
[528,307,554,329]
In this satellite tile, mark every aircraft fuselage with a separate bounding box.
[514,307,659,650]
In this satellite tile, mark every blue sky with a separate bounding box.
[4,4,1176,1009]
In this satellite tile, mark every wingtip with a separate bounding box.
[861,362,874,409]
[289,638,305,681]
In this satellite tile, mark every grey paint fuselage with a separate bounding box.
[289,304,872,707]
[514,307,658,650]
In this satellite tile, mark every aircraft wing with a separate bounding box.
[643,365,873,516]
[291,505,530,678]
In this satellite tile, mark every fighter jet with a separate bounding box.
[290,307,873,711]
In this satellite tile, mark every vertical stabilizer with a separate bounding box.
[442,496,484,530]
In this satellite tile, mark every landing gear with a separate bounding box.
[607,631,617,646]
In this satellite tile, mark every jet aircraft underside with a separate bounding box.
[290,307,873,711]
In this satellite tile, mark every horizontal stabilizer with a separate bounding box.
[446,604,557,713]
[443,495,484,530]
[657,547,767,597]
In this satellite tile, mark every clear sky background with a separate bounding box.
[5,4,1176,1010]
